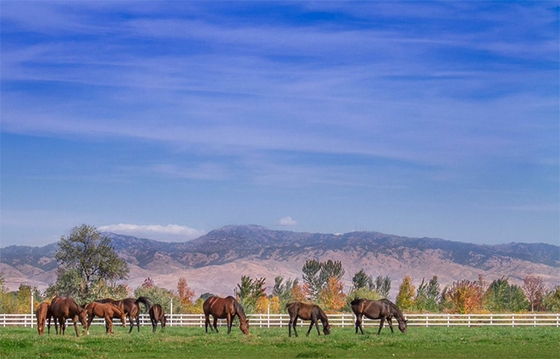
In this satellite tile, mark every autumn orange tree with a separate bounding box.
[441,276,485,314]
[177,277,196,310]
[318,277,347,312]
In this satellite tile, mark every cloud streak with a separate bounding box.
[98,224,206,242]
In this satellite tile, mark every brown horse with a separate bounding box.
[49,296,88,337]
[351,298,407,335]
[35,302,51,335]
[203,296,249,335]
[97,296,151,333]
[85,302,127,334]
[286,302,331,337]
[148,304,167,333]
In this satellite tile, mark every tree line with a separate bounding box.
[1,224,559,315]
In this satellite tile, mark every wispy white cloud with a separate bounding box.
[99,224,206,242]
[278,217,298,227]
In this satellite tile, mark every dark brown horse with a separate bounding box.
[148,304,167,333]
[35,302,51,335]
[286,302,331,337]
[85,302,127,334]
[49,296,88,337]
[351,298,407,335]
[97,297,151,333]
[203,296,249,335]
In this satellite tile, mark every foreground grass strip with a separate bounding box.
[0,326,558,359]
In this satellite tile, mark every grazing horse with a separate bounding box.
[97,297,151,333]
[35,302,51,335]
[351,298,407,335]
[85,302,127,334]
[49,296,88,337]
[286,302,331,337]
[203,296,249,335]
[148,304,167,333]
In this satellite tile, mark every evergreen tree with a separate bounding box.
[352,269,374,291]
[483,277,528,313]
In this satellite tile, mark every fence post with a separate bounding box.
[512,315,515,327]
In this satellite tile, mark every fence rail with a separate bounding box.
[2,313,559,328]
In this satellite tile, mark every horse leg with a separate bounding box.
[136,314,141,332]
[293,315,299,337]
[387,317,394,333]
[213,316,219,333]
[151,317,157,333]
[125,314,134,333]
[226,314,232,334]
[73,319,80,337]
[377,318,385,335]
[204,314,210,333]
[355,314,364,335]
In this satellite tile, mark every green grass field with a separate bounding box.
[1,325,558,359]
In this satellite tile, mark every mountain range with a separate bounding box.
[1,225,558,300]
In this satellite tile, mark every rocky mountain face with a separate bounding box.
[1,225,558,300]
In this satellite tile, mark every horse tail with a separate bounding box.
[285,302,294,310]
[135,296,152,312]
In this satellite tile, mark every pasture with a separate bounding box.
[1,326,558,359]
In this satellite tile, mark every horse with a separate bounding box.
[203,296,249,335]
[285,302,331,337]
[97,296,151,333]
[35,302,51,335]
[48,296,88,337]
[85,302,127,334]
[350,298,407,335]
[148,304,167,333]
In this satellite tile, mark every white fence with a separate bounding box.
[2,313,559,328]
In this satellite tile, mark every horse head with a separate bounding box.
[161,315,167,329]
[398,318,408,333]
[78,308,88,328]
[323,324,332,335]
[239,319,249,335]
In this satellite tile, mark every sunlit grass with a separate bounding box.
[1,325,558,359]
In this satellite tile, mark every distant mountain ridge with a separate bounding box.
[1,225,558,298]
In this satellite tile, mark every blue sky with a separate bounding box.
[1,1,558,247]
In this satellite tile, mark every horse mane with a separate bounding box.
[230,297,247,321]
[350,298,366,306]
[382,299,405,322]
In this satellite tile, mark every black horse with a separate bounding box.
[286,302,331,337]
[351,298,407,335]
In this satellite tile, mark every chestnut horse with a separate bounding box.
[97,297,151,333]
[85,302,127,334]
[286,302,331,337]
[35,302,51,335]
[203,296,249,335]
[49,296,88,337]
[351,298,407,335]
[148,304,167,333]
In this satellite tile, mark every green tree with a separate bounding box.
[483,277,528,313]
[301,260,323,299]
[415,276,440,312]
[302,259,345,300]
[374,275,391,299]
[273,276,300,308]
[48,224,129,303]
[235,276,266,314]
[134,280,180,314]
[542,286,560,312]
[352,269,374,291]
